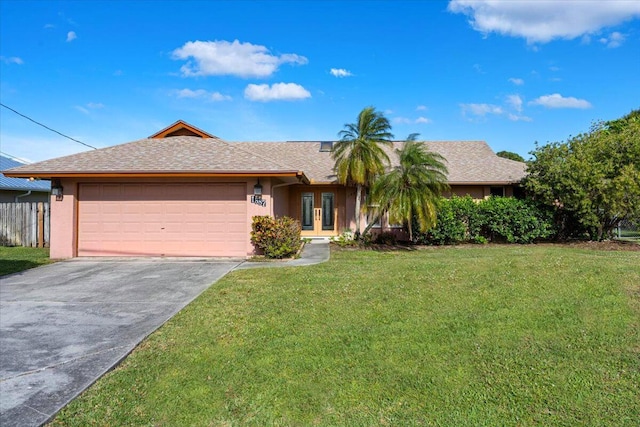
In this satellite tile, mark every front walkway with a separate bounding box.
[235,239,331,270]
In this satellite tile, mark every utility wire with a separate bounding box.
[0,102,98,150]
[0,151,31,163]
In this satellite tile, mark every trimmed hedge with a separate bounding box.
[251,216,302,259]
[415,196,555,245]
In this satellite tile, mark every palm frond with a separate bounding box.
[369,135,450,239]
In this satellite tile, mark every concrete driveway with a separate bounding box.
[0,258,241,427]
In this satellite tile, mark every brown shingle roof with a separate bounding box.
[234,140,526,184]
[5,136,300,175]
[4,134,525,184]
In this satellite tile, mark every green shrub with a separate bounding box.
[416,195,478,245]
[331,230,359,247]
[478,197,555,243]
[415,196,555,245]
[250,216,302,259]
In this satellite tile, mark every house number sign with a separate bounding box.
[251,195,267,207]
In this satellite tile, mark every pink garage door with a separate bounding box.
[78,183,247,257]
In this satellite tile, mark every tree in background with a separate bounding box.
[333,107,393,239]
[523,109,640,240]
[366,134,449,241]
[496,151,525,162]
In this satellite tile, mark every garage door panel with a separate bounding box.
[79,183,247,257]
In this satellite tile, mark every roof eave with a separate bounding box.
[449,180,524,185]
[3,170,309,180]
[0,187,51,193]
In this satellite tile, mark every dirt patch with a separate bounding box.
[332,240,640,252]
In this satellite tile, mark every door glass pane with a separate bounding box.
[321,193,335,230]
[301,193,314,230]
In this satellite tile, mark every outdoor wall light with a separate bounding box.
[51,179,63,200]
[253,179,263,199]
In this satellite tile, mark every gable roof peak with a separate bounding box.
[149,120,219,139]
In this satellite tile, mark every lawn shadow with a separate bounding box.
[0,259,45,277]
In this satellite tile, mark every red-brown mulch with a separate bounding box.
[332,240,640,252]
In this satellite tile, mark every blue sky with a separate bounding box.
[1,0,639,163]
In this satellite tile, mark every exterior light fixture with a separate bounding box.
[253,179,263,199]
[251,178,266,207]
[51,179,64,200]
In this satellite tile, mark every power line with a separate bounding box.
[0,102,98,150]
[0,151,32,163]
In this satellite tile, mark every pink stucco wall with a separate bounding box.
[50,177,274,258]
[49,179,78,259]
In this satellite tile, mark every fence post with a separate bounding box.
[44,202,50,247]
[38,202,45,248]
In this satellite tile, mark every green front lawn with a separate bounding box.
[0,246,52,276]
[51,246,640,426]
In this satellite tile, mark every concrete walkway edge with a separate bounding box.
[234,240,330,270]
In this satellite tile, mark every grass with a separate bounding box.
[0,246,52,276]
[50,246,640,426]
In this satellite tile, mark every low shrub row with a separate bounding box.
[414,196,555,245]
[250,216,301,258]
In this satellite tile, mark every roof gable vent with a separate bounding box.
[320,141,333,152]
[149,120,217,139]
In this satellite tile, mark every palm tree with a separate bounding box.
[366,134,449,241]
[332,107,394,239]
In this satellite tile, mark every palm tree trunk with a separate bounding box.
[362,215,378,236]
[354,184,362,240]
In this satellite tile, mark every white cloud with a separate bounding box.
[461,100,532,121]
[44,23,55,29]
[244,83,311,102]
[330,68,353,77]
[600,31,626,48]
[393,117,412,125]
[74,102,105,115]
[393,116,432,125]
[448,0,640,43]
[210,92,233,101]
[113,70,123,76]
[509,77,524,85]
[175,88,208,98]
[74,105,89,115]
[172,40,308,78]
[506,94,523,112]
[461,103,503,117]
[0,56,23,65]
[174,88,232,101]
[529,93,592,109]
[416,105,428,111]
[66,31,77,42]
[507,113,533,122]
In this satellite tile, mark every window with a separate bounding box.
[366,207,382,229]
[319,141,333,152]
[490,186,505,197]
[389,219,403,229]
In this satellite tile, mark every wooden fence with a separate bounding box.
[0,202,50,247]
